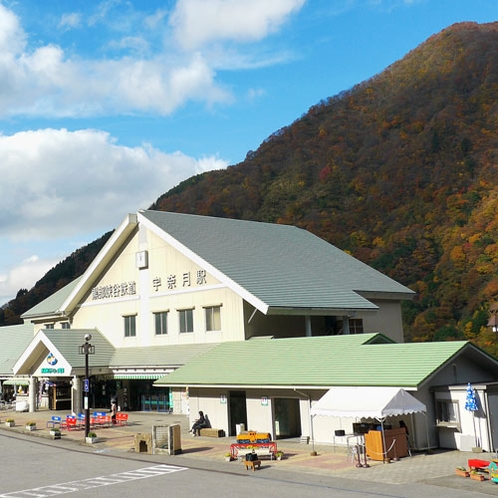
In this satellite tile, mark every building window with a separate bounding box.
[61,322,71,329]
[44,323,54,329]
[179,309,194,333]
[349,319,364,334]
[124,315,136,337]
[205,306,221,331]
[154,311,168,335]
[435,399,460,426]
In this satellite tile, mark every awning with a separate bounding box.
[3,377,31,386]
[310,387,426,419]
[114,373,163,380]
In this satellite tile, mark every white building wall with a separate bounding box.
[356,299,405,343]
[71,226,247,347]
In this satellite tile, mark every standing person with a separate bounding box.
[111,398,117,425]
[190,410,206,436]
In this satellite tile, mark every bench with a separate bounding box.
[238,447,275,460]
[231,442,277,460]
[243,459,261,471]
[199,428,225,437]
[468,459,490,471]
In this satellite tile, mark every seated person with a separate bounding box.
[190,410,207,436]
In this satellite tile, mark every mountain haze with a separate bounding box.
[3,22,498,354]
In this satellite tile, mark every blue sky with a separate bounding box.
[0,0,496,304]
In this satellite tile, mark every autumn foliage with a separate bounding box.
[4,22,498,355]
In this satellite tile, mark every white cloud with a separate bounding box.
[0,128,229,242]
[0,4,26,55]
[0,256,59,302]
[59,12,82,30]
[170,0,306,50]
[0,2,306,118]
[0,4,231,117]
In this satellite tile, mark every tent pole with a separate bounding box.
[294,388,317,456]
[378,418,387,463]
[310,414,316,456]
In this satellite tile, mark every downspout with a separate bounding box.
[484,390,494,452]
[305,316,312,337]
[294,388,318,456]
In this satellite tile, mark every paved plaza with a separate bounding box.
[2,409,498,495]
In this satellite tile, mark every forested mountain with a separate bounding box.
[3,22,498,354]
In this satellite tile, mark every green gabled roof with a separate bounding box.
[22,277,82,319]
[155,334,477,389]
[42,329,115,368]
[110,343,220,368]
[0,323,33,376]
[141,210,414,312]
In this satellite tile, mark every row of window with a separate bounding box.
[124,306,222,337]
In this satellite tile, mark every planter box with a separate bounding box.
[5,421,15,427]
[86,437,98,444]
[455,468,470,477]
[470,473,485,481]
[26,425,36,431]
[49,430,61,439]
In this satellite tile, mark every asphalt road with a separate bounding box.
[1,432,495,498]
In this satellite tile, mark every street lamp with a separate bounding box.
[487,303,498,333]
[78,333,95,437]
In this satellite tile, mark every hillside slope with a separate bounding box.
[152,22,498,352]
[3,22,498,354]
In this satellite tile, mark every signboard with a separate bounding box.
[84,379,89,393]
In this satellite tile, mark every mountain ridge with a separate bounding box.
[3,21,498,354]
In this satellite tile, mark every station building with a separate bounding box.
[3,210,498,452]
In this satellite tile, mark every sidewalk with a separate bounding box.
[1,409,497,492]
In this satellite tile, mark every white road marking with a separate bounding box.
[0,464,187,497]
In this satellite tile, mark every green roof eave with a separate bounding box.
[154,335,479,390]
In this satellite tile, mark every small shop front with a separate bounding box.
[113,375,171,412]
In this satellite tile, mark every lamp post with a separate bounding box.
[487,303,498,333]
[78,334,95,437]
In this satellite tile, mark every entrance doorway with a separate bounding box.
[229,391,247,437]
[274,398,301,439]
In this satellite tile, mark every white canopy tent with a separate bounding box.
[310,387,426,418]
[310,387,427,461]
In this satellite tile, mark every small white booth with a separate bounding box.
[311,386,427,459]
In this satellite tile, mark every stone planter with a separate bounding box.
[85,436,98,444]
[26,425,36,431]
[50,430,61,439]
[5,421,15,427]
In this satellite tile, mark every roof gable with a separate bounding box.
[13,329,115,375]
[141,210,414,314]
[22,211,414,321]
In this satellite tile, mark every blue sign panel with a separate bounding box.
[84,379,89,393]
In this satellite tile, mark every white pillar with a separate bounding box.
[29,376,36,412]
[343,316,350,334]
[72,376,82,415]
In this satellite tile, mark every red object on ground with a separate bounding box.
[468,458,490,470]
